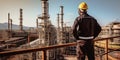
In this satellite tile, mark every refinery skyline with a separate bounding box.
[0,0,120,60]
[0,0,120,27]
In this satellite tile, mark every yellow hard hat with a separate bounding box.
[78,2,88,10]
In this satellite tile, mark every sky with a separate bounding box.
[0,0,120,27]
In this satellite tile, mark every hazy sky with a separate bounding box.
[0,0,120,27]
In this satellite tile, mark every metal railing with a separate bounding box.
[0,36,120,60]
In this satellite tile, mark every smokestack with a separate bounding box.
[20,8,23,31]
[8,13,10,31]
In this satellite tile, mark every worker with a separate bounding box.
[72,2,101,60]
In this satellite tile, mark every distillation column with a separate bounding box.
[39,0,50,60]
[8,13,10,38]
[57,13,60,43]
[10,19,12,32]
[8,13,12,38]
[19,8,23,31]
[39,0,49,45]
[10,19,12,38]
[60,6,64,44]
[8,13,10,31]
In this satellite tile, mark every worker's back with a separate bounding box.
[76,15,95,37]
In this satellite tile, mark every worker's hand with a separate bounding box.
[77,40,85,46]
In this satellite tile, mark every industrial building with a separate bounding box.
[100,21,120,44]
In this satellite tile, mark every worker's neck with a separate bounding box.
[80,12,87,17]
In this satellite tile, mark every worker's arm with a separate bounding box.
[72,17,79,40]
[94,20,101,38]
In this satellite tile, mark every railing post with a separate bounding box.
[42,50,47,60]
[105,39,108,60]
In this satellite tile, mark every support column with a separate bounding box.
[42,50,47,60]
[105,39,108,60]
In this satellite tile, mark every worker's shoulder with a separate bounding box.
[86,15,97,21]
[85,14,94,19]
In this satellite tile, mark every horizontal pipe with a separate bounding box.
[94,36,120,41]
[0,42,76,56]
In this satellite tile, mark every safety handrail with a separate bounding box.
[0,36,120,60]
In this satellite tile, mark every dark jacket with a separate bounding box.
[72,13,101,40]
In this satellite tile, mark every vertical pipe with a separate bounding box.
[42,50,47,60]
[109,25,113,36]
[28,34,30,45]
[57,14,60,29]
[36,18,38,28]
[64,23,66,32]
[109,25,113,42]
[105,39,108,60]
